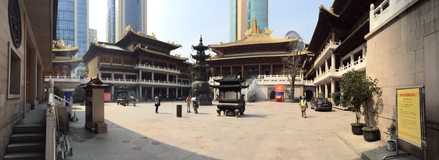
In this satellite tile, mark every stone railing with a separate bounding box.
[134,63,180,73]
[100,78,191,87]
[44,74,87,83]
[46,93,56,160]
[314,57,366,84]
[314,41,341,66]
[370,0,418,31]
[209,75,313,86]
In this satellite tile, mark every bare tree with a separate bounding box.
[281,41,303,100]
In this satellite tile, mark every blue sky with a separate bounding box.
[90,0,334,60]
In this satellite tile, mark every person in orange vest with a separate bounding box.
[300,96,308,118]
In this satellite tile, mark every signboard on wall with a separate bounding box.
[396,87,424,148]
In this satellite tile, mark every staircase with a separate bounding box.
[3,124,46,160]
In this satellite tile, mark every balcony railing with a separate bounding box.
[209,75,314,86]
[100,78,191,87]
[314,41,341,67]
[134,63,180,74]
[370,0,418,31]
[44,75,86,83]
[314,57,366,84]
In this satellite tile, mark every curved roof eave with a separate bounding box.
[117,30,182,50]
[307,5,341,52]
[135,47,188,61]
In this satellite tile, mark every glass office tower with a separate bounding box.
[57,0,88,57]
[247,0,268,32]
[57,0,75,46]
[230,0,268,42]
[107,0,146,43]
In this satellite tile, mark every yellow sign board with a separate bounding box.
[397,88,421,148]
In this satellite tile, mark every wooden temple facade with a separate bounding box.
[44,40,84,92]
[304,0,382,102]
[208,18,314,101]
[82,26,192,102]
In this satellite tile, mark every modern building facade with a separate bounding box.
[230,0,268,42]
[56,0,89,58]
[83,27,191,102]
[0,0,57,157]
[107,0,147,43]
[88,28,97,44]
[210,19,313,101]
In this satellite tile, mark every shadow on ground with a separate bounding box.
[67,109,217,160]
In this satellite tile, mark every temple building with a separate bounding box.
[82,26,192,102]
[305,0,377,103]
[208,18,314,101]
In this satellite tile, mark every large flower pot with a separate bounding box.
[387,140,396,151]
[363,127,380,142]
[351,123,365,135]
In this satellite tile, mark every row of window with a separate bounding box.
[100,57,135,65]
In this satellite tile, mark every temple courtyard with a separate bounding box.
[66,101,415,160]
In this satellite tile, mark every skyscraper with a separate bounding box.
[88,28,97,43]
[56,0,89,58]
[107,0,147,43]
[230,0,268,42]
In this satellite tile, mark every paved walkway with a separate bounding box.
[64,101,419,160]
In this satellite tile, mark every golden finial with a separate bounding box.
[124,25,132,35]
[93,37,98,45]
[151,32,156,39]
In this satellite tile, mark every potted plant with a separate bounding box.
[384,123,397,151]
[340,70,383,139]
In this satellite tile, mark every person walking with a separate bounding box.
[154,95,161,114]
[185,95,192,113]
[299,96,308,118]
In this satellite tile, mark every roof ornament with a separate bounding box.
[124,25,132,35]
[102,43,106,47]
[151,32,156,39]
[144,45,148,49]
[244,29,252,38]
[59,39,65,47]
[136,43,141,48]
[264,27,272,35]
[93,37,98,45]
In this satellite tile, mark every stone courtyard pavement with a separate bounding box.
[68,101,363,160]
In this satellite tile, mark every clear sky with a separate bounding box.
[89,0,334,61]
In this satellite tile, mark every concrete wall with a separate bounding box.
[0,0,27,157]
[366,0,439,158]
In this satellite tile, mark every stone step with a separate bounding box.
[13,124,45,134]
[6,142,44,153]
[3,152,44,160]
[10,133,45,143]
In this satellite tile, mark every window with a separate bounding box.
[100,57,109,63]
[8,42,21,99]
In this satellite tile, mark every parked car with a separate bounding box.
[310,98,332,111]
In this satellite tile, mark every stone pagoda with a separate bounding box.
[191,36,212,105]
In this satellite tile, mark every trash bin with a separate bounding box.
[176,105,182,117]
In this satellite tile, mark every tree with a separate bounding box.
[282,41,303,100]
[340,70,382,128]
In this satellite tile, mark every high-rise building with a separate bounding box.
[56,0,89,58]
[88,28,97,43]
[107,0,147,43]
[230,0,268,42]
